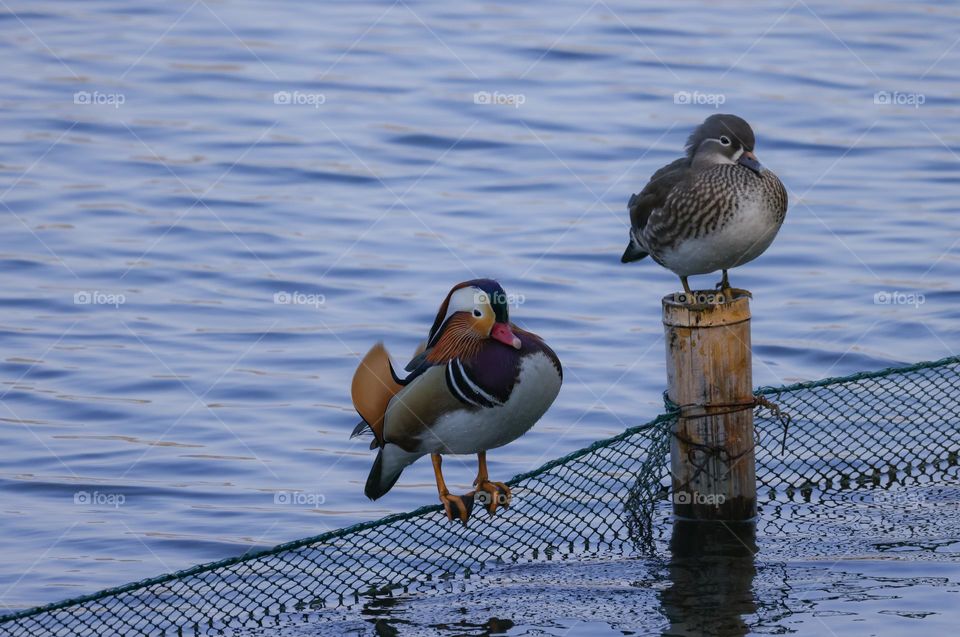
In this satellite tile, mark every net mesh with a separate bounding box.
[2,355,958,637]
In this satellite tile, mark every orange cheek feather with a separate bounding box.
[473,312,494,337]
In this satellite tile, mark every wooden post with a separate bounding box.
[663,289,757,520]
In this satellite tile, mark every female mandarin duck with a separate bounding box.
[351,279,562,524]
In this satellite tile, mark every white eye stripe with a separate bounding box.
[448,287,481,312]
[702,137,733,148]
[439,287,485,327]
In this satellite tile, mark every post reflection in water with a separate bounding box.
[659,520,758,637]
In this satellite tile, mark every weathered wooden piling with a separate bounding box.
[663,289,757,520]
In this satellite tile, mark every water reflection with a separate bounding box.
[248,481,960,635]
[660,521,757,637]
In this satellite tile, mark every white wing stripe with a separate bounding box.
[446,362,480,407]
[455,359,502,406]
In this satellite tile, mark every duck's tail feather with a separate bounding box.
[620,230,649,263]
[364,444,421,500]
[621,240,648,263]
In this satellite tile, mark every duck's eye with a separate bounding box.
[472,309,483,318]
[719,136,731,146]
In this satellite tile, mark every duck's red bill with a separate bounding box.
[491,323,521,349]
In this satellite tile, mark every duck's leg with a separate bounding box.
[715,269,731,291]
[680,276,692,296]
[471,451,511,515]
[716,269,733,301]
[432,453,472,524]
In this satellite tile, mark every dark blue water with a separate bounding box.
[1,0,959,631]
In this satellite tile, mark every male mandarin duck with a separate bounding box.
[350,279,562,524]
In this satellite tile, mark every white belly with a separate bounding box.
[424,353,561,455]
[658,198,781,277]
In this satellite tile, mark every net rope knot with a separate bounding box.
[663,392,793,490]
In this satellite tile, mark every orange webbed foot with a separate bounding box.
[439,492,474,525]
[471,479,512,515]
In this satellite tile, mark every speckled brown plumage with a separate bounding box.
[621,114,788,285]
[641,164,787,263]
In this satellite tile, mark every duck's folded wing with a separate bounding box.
[629,157,687,231]
[383,365,464,449]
